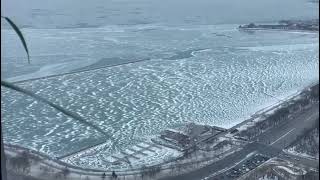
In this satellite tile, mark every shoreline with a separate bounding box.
[223,81,319,131]
[238,27,318,33]
[4,81,319,173]
[232,82,318,132]
[238,19,319,32]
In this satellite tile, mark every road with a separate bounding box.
[159,142,280,180]
[278,151,319,169]
[160,103,319,180]
[255,103,319,149]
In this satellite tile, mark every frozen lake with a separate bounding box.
[1,0,319,169]
[1,24,319,169]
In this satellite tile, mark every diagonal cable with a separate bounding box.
[1,80,112,139]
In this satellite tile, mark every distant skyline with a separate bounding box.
[1,0,318,29]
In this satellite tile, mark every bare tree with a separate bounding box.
[54,172,63,180]
[8,151,31,174]
[140,166,147,180]
[101,172,106,180]
[62,167,70,179]
[111,171,118,179]
[40,165,51,176]
[169,163,175,175]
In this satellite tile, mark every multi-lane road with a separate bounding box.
[254,104,319,149]
[161,103,319,180]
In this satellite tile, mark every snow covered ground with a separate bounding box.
[285,125,319,160]
[240,157,313,180]
[259,175,279,180]
[62,141,182,170]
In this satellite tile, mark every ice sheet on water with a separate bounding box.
[1,24,319,169]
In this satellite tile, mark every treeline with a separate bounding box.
[238,107,290,140]
[6,150,73,180]
[238,83,319,140]
[288,119,319,157]
[139,165,162,179]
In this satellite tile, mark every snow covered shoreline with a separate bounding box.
[230,81,318,132]
[4,82,318,174]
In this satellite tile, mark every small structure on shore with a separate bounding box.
[153,123,226,151]
[160,130,190,147]
[239,19,319,31]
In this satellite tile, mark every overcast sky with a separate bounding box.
[1,0,318,28]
